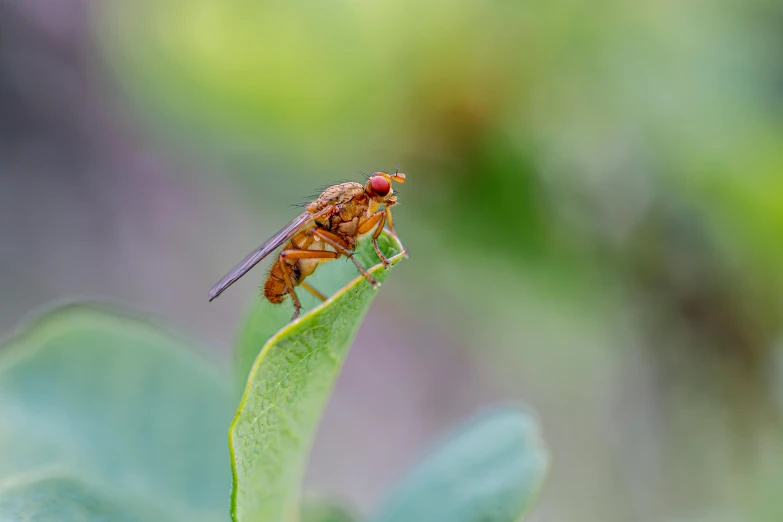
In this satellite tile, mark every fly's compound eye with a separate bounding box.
[370,175,391,197]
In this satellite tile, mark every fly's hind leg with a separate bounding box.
[310,227,381,288]
[278,249,340,320]
[301,281,327,302]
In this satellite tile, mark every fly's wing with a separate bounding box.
[208,207,331,301]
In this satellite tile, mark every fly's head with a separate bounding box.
[364,171,405,203]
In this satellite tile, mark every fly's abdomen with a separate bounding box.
[263,259,301,304]
[263,262,287,304]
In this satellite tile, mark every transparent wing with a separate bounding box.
[208,207,330,301]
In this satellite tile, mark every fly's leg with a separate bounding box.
[383,200,408,258]
[278,249,340,320]
[384,197,397,235]
[301,281,327,302]
[275,259,301,320]
[386,204,396,235]
[310,227,381,288]
[357,211,392,268]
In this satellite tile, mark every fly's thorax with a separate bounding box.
[324,195,367,241]
[338,196,368,221]
[334,217,359,240]
[308,182,365,213]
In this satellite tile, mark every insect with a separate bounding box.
[208,171,406,320]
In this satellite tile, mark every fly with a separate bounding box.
[208,171,406,320]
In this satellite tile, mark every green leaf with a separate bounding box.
[0,472,177,522]
[229,231,406,522]
[370,405,550,522]
[234,231,404,385]
[234,297,292,389]
[0,304,234,519]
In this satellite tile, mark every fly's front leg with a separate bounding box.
[311,227,381,288]
[383,196,398,236]
[278,248,340,320]
[385,203,396,236]
[357,211,393,268]
[383,199,408,258]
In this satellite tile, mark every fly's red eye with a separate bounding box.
[370,176,391,196]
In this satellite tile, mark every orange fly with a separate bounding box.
[208,172,406,320]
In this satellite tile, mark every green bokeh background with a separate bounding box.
[3,1,783,520]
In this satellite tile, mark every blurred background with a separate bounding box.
[2,0,783,520]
